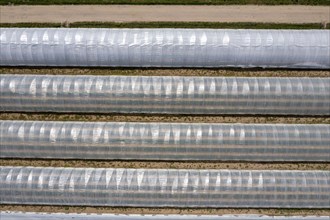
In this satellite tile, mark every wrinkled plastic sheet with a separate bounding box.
[1,212,329,220]
[1,75,329,115]
[1,167,329,208]
[1,120,329,162]
[0,28,329,69]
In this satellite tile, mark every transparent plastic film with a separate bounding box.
[1,167,329,208]
[1,75,329,115]
[1,212,329,220]
[1,121,329,161]
[1,28,329,69]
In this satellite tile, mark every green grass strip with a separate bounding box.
[1,22,329,29]
[1,0,329,5]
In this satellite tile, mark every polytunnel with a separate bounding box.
[0,28,329,69]
[1,167,329,208]
[1,120,329,162]
[1,212,329,220]
[1,75,329,115]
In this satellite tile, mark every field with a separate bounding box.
[0,2,329,218]
[1,67,329,215]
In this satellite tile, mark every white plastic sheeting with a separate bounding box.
[1,212,329,220]
[1,120,329,162]
[0,28,329,69]
[1,75,329,115]
[1,167,329,208]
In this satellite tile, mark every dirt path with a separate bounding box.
[1,5,329,24]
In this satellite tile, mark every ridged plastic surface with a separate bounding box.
[1,167,329,208]
[1,212,329,220]
[1,120,329,162]
[1,28,329,69]
[1,75,329,115]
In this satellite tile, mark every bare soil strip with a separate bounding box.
[1,5,329,24]
[1,159,329,170]
[1,68,329,77]
[1,205,329,215]
[1,113,329,124]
